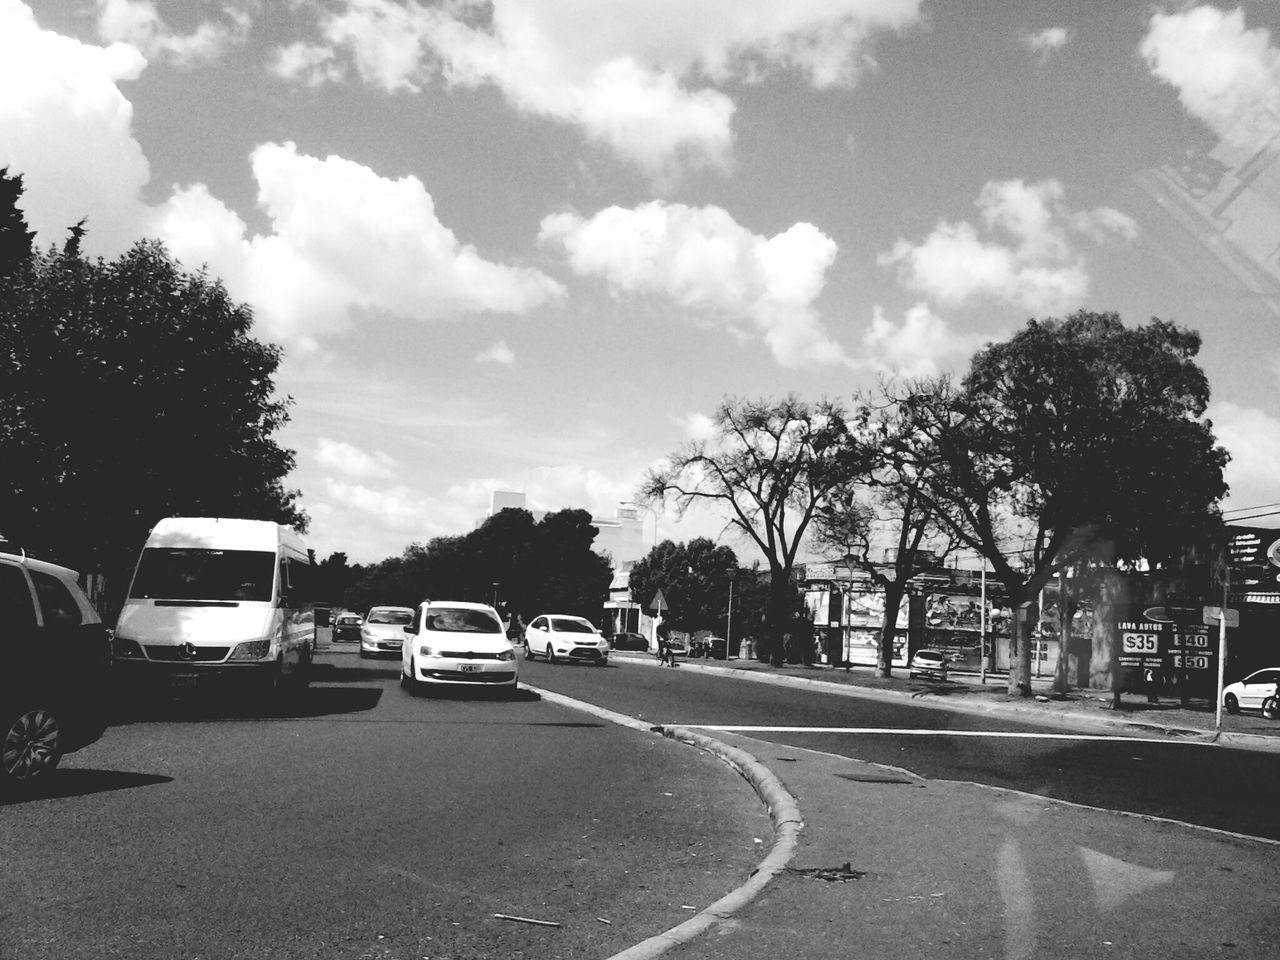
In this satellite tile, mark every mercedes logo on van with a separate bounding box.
[178,642,198,661]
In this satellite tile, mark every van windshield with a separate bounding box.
[130,548,275,602]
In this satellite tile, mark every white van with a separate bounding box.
[112,517,315,697]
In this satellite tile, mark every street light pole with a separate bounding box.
[726,578,734,659]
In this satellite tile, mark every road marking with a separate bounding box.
[680,725,1208,745]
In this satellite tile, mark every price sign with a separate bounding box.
[1121,632,1159,653]
[1172,654,1211,671]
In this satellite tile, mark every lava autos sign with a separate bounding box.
[1115,620,1216,674]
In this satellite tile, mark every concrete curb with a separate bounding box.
[614,654,1280,753]
[523,685,804,960]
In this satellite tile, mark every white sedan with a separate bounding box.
[400,601,518,694]
[1222,667,1280,716]
[359,605,414,659]
[523,614,609,665]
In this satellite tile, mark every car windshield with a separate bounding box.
[425,608,503,633]
[550,618,595,633]
[129,548,275,602]
[368,609,412,624]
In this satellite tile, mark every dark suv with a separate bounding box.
[1,551,110,791]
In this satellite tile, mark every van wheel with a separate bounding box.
[2,706,63,789]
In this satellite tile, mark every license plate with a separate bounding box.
[170,673,199,687]
[458,664,479,673]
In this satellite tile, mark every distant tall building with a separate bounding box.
[483,490,647,635]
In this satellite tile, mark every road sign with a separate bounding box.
[1202,605,1239,628]
[649,588,667,613]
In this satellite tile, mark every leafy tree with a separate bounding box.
[0,167,35,282]
[641,395,862,664]
[340,508,612,625]
[895,312,1228,696]
[628,537,739,633]
[1,180,304,611]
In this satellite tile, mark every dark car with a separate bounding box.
[610,631,649,651]
[1,551,110,791]
[332,611,363,644]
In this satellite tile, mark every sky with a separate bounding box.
[4,0,1280,565]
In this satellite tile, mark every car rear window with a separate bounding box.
[424,608,502,633]
[550,618,594,633]
[368,609,412,624]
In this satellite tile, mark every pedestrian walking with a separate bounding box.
[657,622,677,667]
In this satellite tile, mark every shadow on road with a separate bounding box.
[106,684,384,724]
[1,768,174,806]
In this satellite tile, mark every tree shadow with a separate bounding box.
[106,684,384,724]
[0,769,174,805]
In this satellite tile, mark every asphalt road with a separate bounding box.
[523,654,1280,843]
[0,650,768,960]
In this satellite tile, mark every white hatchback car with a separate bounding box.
[1222,667,1280,716]
[359,605,414,659]
[400,601,518,694]
[908,649,949,681]
[524,614,609,665]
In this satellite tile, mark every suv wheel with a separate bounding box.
[2,706,63,788]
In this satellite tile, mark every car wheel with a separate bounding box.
[1224,693,1240,715]
[400,658,412,689]
[1262,696,1279,721]
[523,641,533,661]
[1,706,63,789]
[546,644,557,664]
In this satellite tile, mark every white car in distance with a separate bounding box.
[523,614,609,665]
[360,605,414,659]
[400,601,518,695]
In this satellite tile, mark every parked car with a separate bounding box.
[524,614,609,665]
[332,611,363,643]
[909,649,949,681]
[400,601,517,694]
[703,635,729,659]
[610,631,649,651]
[1,551,110,791]
[1222,667,1280,715]
[360,605,414,659]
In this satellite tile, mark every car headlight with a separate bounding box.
[230,639,272,660]
[497,649,515,662]
[419,645,439,658]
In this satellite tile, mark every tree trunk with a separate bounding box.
[1007,600,1037,697]
[765,569,792,667]
[878,581,906,679]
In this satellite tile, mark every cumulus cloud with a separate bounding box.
[1022,26,1069,62]
[678,412,717,441]
[95,0,251,66]
[150,142,565,348]
[1142,5,1280,153]
[315,438,398,481]
[539,201,847,367]
[272,0,923,178]
[879,179,1137,314]
[476,341,516,366]
[0,0,151,253]
[1209,401,1280,513]
[862,302,985,377]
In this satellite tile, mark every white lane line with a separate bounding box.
[680,725,1208,745]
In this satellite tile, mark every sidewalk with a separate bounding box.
[612,650,1280,752]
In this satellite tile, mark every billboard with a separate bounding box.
[1224,526,1280,604]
